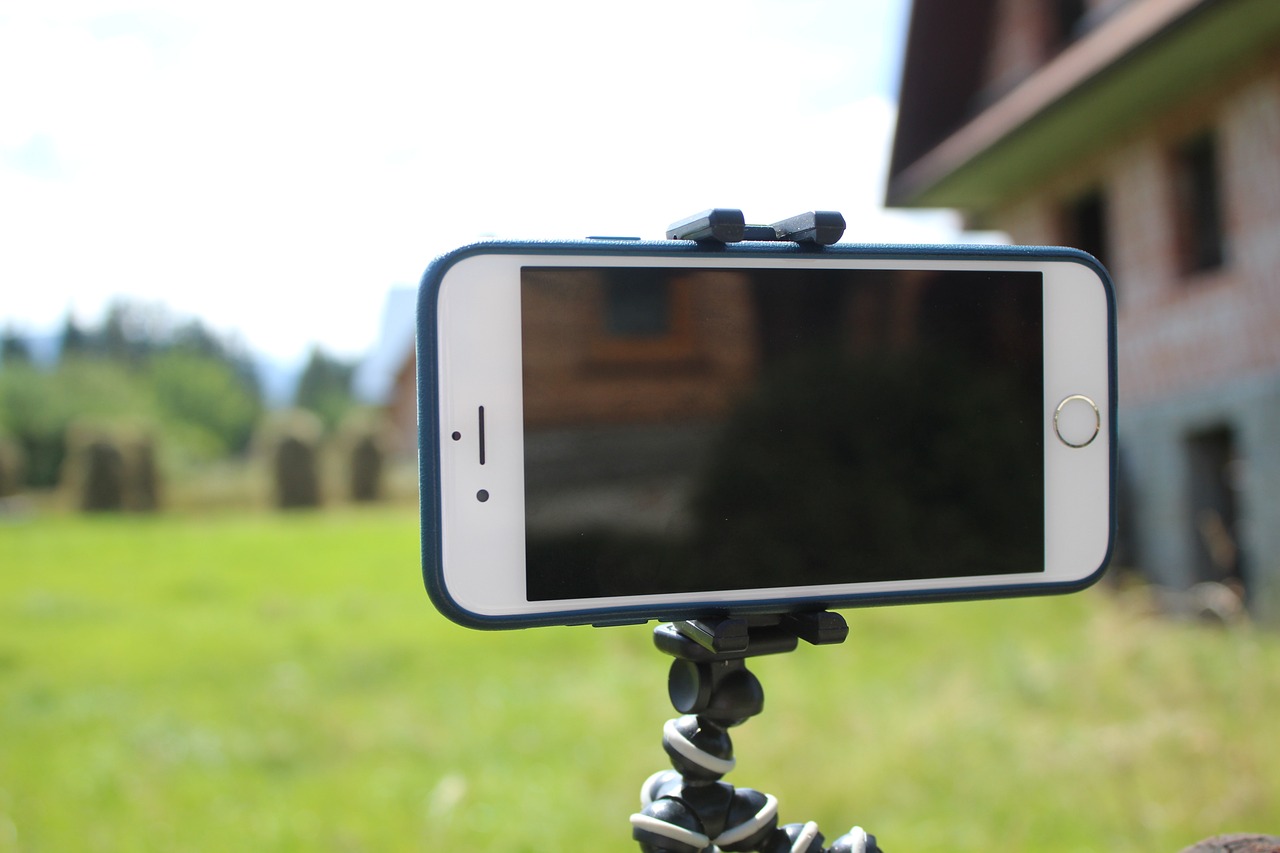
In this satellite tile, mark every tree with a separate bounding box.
[294,346,356,430]
[100,303,133,362]
[0,300,269,487]
[58,314,90,360]
[148,351,262,456]
[0,326,32,366]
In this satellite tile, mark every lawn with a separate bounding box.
[1,509,1278,852]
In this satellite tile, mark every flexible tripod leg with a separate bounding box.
[630,618,883,852]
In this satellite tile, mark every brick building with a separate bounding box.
[887,0,1280,619]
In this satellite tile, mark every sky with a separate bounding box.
[0,0,966,364]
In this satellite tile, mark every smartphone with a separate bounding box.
[417,240,1116,629]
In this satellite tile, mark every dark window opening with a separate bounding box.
[1065,188,1109,271]
[1186,426,1247,595]
[1174,131,1226,274]
[1052,0,1089,45]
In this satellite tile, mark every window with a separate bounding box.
[1186,426,1246,592]
[1064,188,1109,269]
[589,269,698,366]
[1052,0,1089,46]
[1173,130,1226,274]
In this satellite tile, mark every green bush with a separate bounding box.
[0,360,154,488]
[0,350,263,492]
[148,351,261,458]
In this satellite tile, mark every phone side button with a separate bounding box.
[590,618,650,628]
[1054,395,1100,448]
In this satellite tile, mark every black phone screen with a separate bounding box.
[520,266,1044,601]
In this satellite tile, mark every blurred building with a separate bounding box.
[887,0,1280,619]
[354,286,417,458]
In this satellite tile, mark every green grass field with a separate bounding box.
[2,509,1278,852]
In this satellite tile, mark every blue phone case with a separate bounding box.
[416,239,1118,630]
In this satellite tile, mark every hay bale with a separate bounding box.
[0,436,22,498]
[123,433,161,512]
[62,423,164,513]
[347,431,384,503]
[258,409,325,510]
[331,411,391,504]
[71,435,127,512]
[275,434,320,509]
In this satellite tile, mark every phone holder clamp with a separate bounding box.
[631,612,884,853]
[667,209,847,246]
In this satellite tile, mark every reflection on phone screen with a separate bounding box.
[520,266,1044,601]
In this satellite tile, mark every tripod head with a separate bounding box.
[656,613,848,726]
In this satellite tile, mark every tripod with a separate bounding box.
[630,613,883,853]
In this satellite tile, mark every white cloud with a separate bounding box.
[0,0,953,361]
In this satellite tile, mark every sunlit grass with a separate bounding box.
[2,510,1278,851]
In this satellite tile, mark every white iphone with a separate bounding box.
[417,241,1116,629]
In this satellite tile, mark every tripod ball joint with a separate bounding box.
[632,795,710,853]
[632,770,780,853]
[669,660,765,726]
[662,715,735,782]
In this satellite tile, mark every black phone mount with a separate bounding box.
[631,612,883,852]
[665,209,847,246]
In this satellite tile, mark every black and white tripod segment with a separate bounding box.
[631,617,882,853]
[631,765,876,853]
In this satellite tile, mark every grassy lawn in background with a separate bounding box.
[1,509,1278,852]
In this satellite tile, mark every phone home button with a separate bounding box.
[1054,395,1100,448]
